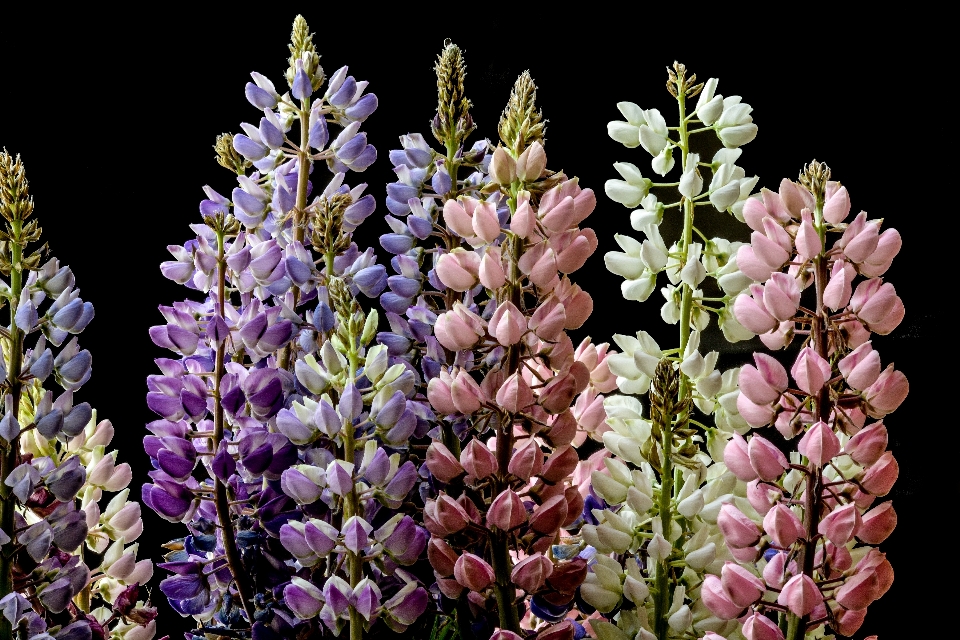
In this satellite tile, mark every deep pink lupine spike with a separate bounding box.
[454,553,495,592]
[719,562,765,608]
[817,502,861,546]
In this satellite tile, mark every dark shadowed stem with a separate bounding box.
[787,192,829,640]
[212,229,256,623]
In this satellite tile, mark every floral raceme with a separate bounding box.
[0,149,154,640]
[704,163,903,640]
[144,16,426,640]
[379,42,614,640]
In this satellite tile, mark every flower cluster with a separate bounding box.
[378,43,615,640]
[702,163,902,640]
[0,149,154,639]
[580,63,760,640]
[144,16,424,639]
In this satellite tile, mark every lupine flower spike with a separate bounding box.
[144,16,425,639]
[703,161,903,640]
[0,149,154,639]
[585,63,761,640]
[381,42,614,640]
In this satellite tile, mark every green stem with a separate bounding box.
[0,220,23,640]
[212,228,256,624]
[344,330,363,640]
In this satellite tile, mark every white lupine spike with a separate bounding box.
[630,194,663,230]
[617,101,647,125]
[626,486,654,514]
[592,471,629,504]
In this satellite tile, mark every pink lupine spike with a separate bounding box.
[747,435,788,482]
[797,420,841,466]
[857,501,897,544]
[762,503,804,548]
[461,440,498,481]
[743,195,773,231]
[838,341,881,390]
[859,451,899,496]
[479,246,506,289]
[776,574,822,617]
[487,489,528,532]
[736,392,776,429]
[701,575,745,620]
[761,187,791,224]
[434,303,486,352]
[736,244,775,282]
[790,346,832,396]
[863,365,908,417]
[817,502,861,546]
[822,185,851,224]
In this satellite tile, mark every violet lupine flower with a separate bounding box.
[582,63,761,640]
[697,163,903,640]
[0,150,155,639]
[385,45,613,639]
[146,16,428,639]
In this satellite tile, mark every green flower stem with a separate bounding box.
[0,219,24,640]
[343,321,363,640]
[278,98,313,372]
[212,227,256,624]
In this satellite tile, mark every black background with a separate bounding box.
[1,8,945,639]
